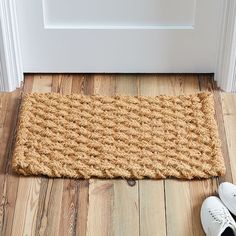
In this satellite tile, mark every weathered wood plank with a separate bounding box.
[69,74,91,236]
[0,90,21,236]
[36,179,64,236]
[198,74,233,183]
[86,180,114,236]
[11,75,53,235]
[34,75,64,236]
[86,75,116,236]
[139,75,166,236]
[32,75,52,93]
[23,74,34,92]
[186,75,219,236]
[112,179,139,236]
[11,178,41,235]
[35,74,79,236]
[86,75,140,236]
[159,74,199,236]
[75,181,89,236]
[56,75,79,236]
[113,75,139,236]
[221,93,236,183]
[71,75,85,94]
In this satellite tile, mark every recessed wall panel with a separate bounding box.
[43,0,196,28]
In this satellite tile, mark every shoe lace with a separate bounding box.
[208,207,232,225]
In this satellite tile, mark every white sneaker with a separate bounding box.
[201,196,236,236]
[219,182,236,216]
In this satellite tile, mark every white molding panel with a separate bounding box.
[215,0,236,92]
[0,0,23,92]
[43,0,196,30]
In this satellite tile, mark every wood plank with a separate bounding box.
[83,75,94,95]
[70,74,90,236]
[139,181,166,236]
[187,75,219,236]
[86,75,115,236]
[23,74,34,92]
[57,75,90,236]
[36,179,64,236]
[189,179,218,235]
[57,75,79,236]
[11,75,53,235]
[75,181,89,236]
[59,75,73,95]
[112,179,139,236]
[139,75,166,236]
[86,180,114,236]
[139,74,212,236]
[11,178,41,235]
[93,75,115,95]
[113,75,139,236]
[156,74,199,236]
[59,180,79,236]
[214,95,233,183]
[0,90,21,236]
[71,75,85,94]
[51,74,62,93]
[198,74,233,183]
[115,75,138,95]
[33,75,64,236]
[35,74,78,236]
[221,93,236,183]
[32,75,52,93]
[0,94,9,177]
[86,75,140,236]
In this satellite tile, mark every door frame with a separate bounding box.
[215,0,236,92]
[0,0,235,92]
[0,0,23,92]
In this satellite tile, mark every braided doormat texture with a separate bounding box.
[12,92,225,179]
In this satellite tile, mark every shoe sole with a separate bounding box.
[200,208,208,234]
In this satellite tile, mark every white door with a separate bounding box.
[16,0,224,73]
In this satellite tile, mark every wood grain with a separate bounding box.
[0,73,232,236]
[11,75,52,235]
[86,179,114,236]
[86,76,115,236]
[221,93,236,183]
[113,75,139,236]
[154,75,199,236]
[57,75,78,236]
[0,90,21,236]
[34,75,64,236]
[73,75,90,236]
[86,75,140,236]
[139,75,166,236]
[187,75,218,236]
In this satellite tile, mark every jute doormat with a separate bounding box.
[12,92,225,179]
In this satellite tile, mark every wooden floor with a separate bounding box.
[0,74,236,236]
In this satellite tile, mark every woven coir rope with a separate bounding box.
[12,92,225,179]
